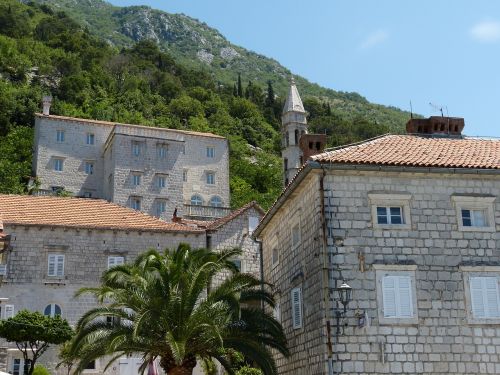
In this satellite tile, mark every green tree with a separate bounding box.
[0,310,73,375]
[265,81,274,107]
[237,73,243,97]
[70,244,288,375]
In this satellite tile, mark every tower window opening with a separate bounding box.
[294,129,299,145]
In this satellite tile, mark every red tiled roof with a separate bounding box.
[207,201,265,231]
[0,195,203,233]
[35,113,225,139]
[311,135,500,169]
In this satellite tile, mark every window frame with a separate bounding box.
[131,141,141,157]
[47,254,65,277]
[156,200,167,216]
[452,195,496,232]
[291,223,301,249]
[156,175,166,189]
[183,169,188,182]
[132,173,142,187]
[84,161,94,175]
[461,266,500,324]
[56,130,65,143]
[291,286,303,329]
[107,256,125,269]
[210,196,222,208]
[43,303,62,317]
[206,171,215,185]
[157,144,167,159]
[86,133,95,145]
[54,158,64,172]
[369,193,412,230]
[191,194,203,206]
[271,247,279,267]
[130,197,142,211]
[206,146,215,158]
[374,264,418,325]
[3,304,14,319]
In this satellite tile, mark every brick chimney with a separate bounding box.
[42,95,52,116]
[406,116,464,137]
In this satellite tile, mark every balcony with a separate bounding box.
[184,204,231,220]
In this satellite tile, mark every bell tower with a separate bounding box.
[281,77,308,186]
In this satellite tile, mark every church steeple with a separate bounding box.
[281,76,308,186]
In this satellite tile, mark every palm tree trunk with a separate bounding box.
[168,366,195,375]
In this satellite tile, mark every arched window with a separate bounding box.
[286,132,289,147]
[294,129,299,145]
[44,304,62,317]
[210,196,222,208]
[191,194,203,206]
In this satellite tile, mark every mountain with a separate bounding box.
[23,0,411,130]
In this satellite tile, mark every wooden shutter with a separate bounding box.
[4,304,14,319]
[56,255,64,276]
[382,276,397,317]
[291,287,303,329]
[398,276,413,317]
[48,254,56,276]
[108,256,124,269]
[470,277,500,318]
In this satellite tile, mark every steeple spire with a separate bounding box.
[283,75,305,114]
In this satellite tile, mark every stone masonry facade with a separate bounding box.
[33,114,230,220]
[0,223,205,375]
[259,167,500,375]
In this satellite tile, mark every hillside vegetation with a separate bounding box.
[1,0,398,209]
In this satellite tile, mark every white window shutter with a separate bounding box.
[485,277,500,318]
[116,256,124,266]
[56,255,65,276]
[108,257,115,269]
[291,287,302,329]
[4,305,14,319]
[398,276,413,317]
[470,277,486,318]
[48,254,56,276]
[382,276,397,317]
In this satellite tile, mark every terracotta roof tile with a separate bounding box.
[311,135,500,169]
[0,195,203,233]
[35,113,225,139]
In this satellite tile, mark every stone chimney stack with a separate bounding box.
[42,95,52,116]
[406,116,464,137]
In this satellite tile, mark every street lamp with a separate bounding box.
[333,280,353,335]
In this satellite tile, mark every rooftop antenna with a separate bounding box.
[429,102,444,117]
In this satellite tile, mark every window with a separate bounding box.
[3,305,14,319]
[291,286,303,329]
[54,158,64,172]
[210,196,222,208]
[291,224,300,248]
[44,304,62,317]
[452,195,495,232]
[273,300,281,322]
[48,254,64,277]
[272,248,279,266]
[84,162,94,175]
[86,133,95,145]
[469,276,500,319]
[131,197,141,211]
[132,141,141,156]
[369,193,412,229]
[156,200,166,216]
[83,191,92,198]
[191,195,203,206]
[206,172,215,185]
[132,174,141,186]
[56,130,65,143]
[157,144,167,159]
[206,146,215,158]
[376,207,403,225]
[183,169,188,182]
[108,256,125,269]
[157,175,166,188]
[248,216,259,234]
[84,360,97,371]
[461,209,487,228]
[374,264,418,324]
[12,359,31,375]
[232,259,244,272]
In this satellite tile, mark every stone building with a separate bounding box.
[281,78,326,186]
[255,117,500,374]
[33,104,230,221]
[0,194,263,375]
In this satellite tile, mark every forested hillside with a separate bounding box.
[0,0,396,209]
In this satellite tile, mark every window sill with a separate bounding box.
[457,225,496,232]
[466,317,500,325]
[43,278,66,286]
[373,223,411,230]
[378,316,419,325]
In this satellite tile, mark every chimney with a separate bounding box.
[42,95,52,116]
[172,207,182,223]
[406,116,464,137]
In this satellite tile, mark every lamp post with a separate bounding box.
[334,280,352,335]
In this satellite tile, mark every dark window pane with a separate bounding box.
[462,210,471,226]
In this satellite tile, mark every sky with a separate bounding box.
[109,0,500,137]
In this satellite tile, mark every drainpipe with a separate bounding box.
[319,166,336,374]
[255,239,265,312]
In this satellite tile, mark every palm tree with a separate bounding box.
[70,244,288,375]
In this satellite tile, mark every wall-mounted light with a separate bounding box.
[333,280,353,335]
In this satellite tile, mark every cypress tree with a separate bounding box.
[232,83,238,97]
[245,81,252,99]
[265,80,275,107]
[237,73,243,97]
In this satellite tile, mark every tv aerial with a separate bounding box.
[429,102,448,117]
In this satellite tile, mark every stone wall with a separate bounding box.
[260,167,500,374]
[0,224,205,374]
